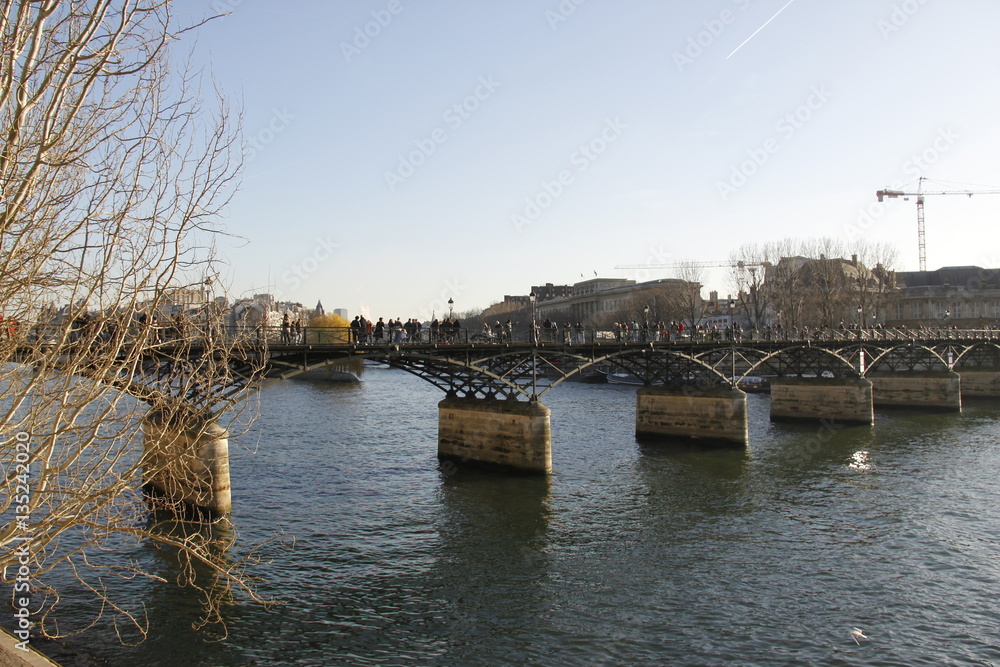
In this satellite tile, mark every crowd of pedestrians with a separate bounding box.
[348,315,464,344]
[280,313,305,344]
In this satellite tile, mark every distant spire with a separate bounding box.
[315,300,325,316]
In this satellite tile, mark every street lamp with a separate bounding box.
[856,304,865,373]
[448,297,454,319]
[728,298,736,387]
[528,290,538,400]
[529,291,537,344]
[643,304,650,342]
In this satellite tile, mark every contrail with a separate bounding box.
[727,0,798,59]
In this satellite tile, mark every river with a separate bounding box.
[40,366,1000,665]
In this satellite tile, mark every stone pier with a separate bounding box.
[868,371,962,411]
[438,396,552,474]
[770,377,874,425]
[635,385,748,445]
[957,370,1000,398]
[142,407,232,516]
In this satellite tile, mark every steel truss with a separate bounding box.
[33,336,996,411]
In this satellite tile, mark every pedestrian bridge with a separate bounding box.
[36,327,1000,516]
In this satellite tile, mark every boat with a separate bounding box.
[606,372,662,386]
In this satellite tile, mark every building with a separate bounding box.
[884,266,1000,327]
[530,283,571,301]
[228,294,308,330]
[158,287,210,317]
[532,277,702,326]
[764,255,891,328]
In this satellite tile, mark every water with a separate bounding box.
[37,368,1000,665]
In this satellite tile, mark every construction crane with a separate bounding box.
[613,260,769,271]
[876,177,1000,272]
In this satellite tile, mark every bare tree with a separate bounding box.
[1,1,269,642]
[668,261,705,329]
[854,239,899,326]
[727,244,777,331]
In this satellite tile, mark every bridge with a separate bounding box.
[26,327,1000,516]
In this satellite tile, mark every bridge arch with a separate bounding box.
[952,341,1000,369]
[733,344,859,379]
[865,343,951,374]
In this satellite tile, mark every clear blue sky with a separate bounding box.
[174,0,1000,320]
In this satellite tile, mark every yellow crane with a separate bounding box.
[876,177,1000,272]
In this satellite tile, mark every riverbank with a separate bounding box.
[0,629,60,667]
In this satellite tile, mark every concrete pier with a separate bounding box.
[869,371,962,411]
[635,385,748,445]
[142,407,232,516]
[957,370,1000,398]
[438,396,552,474]
[770,377,874,425]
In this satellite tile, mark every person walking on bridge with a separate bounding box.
[350,316,361,344]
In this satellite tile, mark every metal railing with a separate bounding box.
[9,322,1000,350]
[251,325,1000,346]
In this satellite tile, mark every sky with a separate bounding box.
[173,0,1000,320]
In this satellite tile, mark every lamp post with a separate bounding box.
[448,297,454,320]
[529,291,537,344]
[643,304,650,342]
[528,291,538,400]
[729,298,736,387]
[856,304,865,374]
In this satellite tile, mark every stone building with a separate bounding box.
[883,266,1000,328]
[764,255,892,329]
[533,277,702,326]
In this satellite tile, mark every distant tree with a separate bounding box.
[727,244,778,330]
[307,313,351,343]
[755,237,900,330]
[854,240,899,326]
[668,262,706,328]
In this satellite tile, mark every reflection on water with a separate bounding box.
[25,371,1000,666]
[848,450,872,470]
